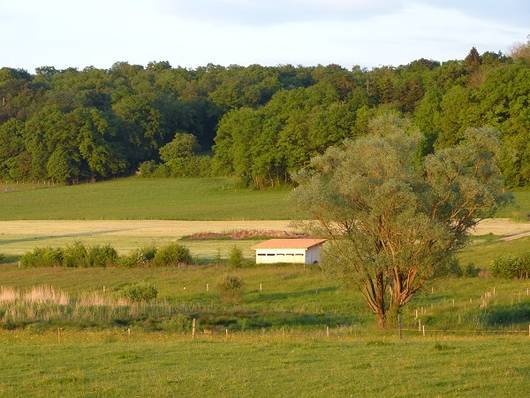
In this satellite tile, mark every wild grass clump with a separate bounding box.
[0,253,5,264]
[154,243,192,266]
[217,275,244,304]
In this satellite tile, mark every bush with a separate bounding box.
[121,283,159,302]
[88,245,118,267]
[435,256,462,277]
[20,247,63,267]
[228,246,243,268]
[0,253,5,263]
[137,160,159,176]
[217,274,244,304]
[62,242,89,267]
[119,246,157,267]
[463,263,480,277]
[154,243,192,266]
[491,254,530,279]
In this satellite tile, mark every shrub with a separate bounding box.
[0,253,5,263]
[491,254,529,279]
[217,274,244,304]
[87,245,118,267]
[154,243,191,266]
[137,160,159,176]
[20,247,63,267]
[228,246,243,268]
[435,256,462,277]
[62,242,89,267]
[119,246,158,267]
[463,263,480,277]
[121,283,159,302]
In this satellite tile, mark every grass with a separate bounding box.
[0,178,528,221]
[0,331,529,397]
[0,236,529,397]
[0,177,295,220]
[457,236,530,268]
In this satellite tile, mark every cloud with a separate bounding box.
[156,0,406,25]
[0,0,527,71]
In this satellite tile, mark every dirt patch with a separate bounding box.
[469,218,530,237]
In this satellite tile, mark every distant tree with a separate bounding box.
[292,127,507,328]
[464,47,481,70]
[46,146,79,183]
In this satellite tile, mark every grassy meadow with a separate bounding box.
[1,332,529,397]
[0,178,529,397]
[0,178,528,221]
[0,177,295,220]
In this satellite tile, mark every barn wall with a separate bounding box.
[255,248,306,264]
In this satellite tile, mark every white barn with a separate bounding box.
[252,239,327,265]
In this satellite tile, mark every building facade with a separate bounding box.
[252,239,326,265]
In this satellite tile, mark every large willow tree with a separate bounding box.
[292,126,508,328]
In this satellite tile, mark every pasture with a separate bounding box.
[1,332,529,397]
[0,178,528,221]
[0,177,294,220]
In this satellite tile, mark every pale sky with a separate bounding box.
[0,0,528,71]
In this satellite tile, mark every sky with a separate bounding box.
[0,0,528,71]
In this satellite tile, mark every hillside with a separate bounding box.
[0,177,294,220]
[0,178,528,221]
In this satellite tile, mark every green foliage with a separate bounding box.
[62,242,89,267]
[120,283,159,302]
[228,246,244,268]
[19,242,194,268]
[463,263,480,278]
[153,243,192,266]
[0,50,528,186]
[491,253,530,279]
[87,245,118,267]
[20,247,64,268]
[292,124,507,327]
[217,274,244,304]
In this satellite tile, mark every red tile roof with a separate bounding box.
[252,238,327,250]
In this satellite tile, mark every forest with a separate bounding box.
[0,45,528,187]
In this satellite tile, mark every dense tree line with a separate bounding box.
[0,45,528,186]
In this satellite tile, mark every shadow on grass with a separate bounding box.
[246,287,337,303]
[0,229,135,247]
[194,309,357,331]
[483,303,530,326]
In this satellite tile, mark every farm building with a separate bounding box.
[252,239,326,264]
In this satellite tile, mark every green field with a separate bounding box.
[1,237,529,332]
[1,332,529,397]
[1,233,529,397]
[0,178,295,220]
[1,178,528,221]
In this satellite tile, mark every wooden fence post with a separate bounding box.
[398,315,403,340]
[326,326,330,337]
[422,325,425,337]
[192,318,196,339]
[259,283,263,292]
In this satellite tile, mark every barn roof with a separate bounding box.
[252,238,327,250]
